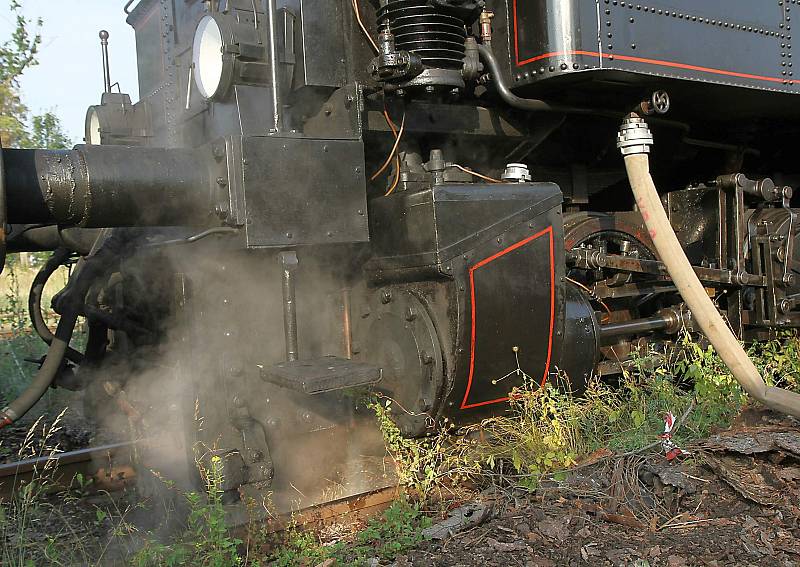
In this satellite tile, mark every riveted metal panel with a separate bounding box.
[508,0,797,94]
[240,137,369,247]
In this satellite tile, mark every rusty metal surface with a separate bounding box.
[0,441,136,499]
[256,485,401,535]
[2,441,399,535]
[568,248,766,287]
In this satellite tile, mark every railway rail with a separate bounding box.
[0,442,400,535]
[0,441,137,499]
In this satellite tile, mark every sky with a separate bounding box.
[0,1,140,144]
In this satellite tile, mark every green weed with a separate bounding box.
[131,454,244,567]
[270,498,430,567]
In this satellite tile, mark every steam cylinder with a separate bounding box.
[3,146,212,228]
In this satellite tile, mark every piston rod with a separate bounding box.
[598,308,684,345]
[599,314,670,345]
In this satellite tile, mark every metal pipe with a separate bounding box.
[280,251,299,361]
[477,44,617,118]
[3,146,211,227]
[100,31,112,94]
[266,0,283,132]
[599,314,670,345]
[5,225,104,254]
[342,289,353,359]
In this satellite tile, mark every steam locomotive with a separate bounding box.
[2,0,800,510]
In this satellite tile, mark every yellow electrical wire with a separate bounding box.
[452,164,503,183]
[351,0,379,54]
[371,112,406,181]
[385,156,401,196]
[381,110,402,196]
[384,109,398,137]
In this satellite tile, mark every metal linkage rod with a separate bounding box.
[280,251,299,361]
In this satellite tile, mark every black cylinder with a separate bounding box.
[4,145,211,227]
[559,283,599,392]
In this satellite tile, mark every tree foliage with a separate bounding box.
[30,111,70,149]
[0,1,70,149]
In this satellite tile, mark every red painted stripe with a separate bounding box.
[516,48,795,85]
[541,226,555,388]
[460,226,555,410]
[512,0,519,67]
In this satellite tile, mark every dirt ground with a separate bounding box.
[0,389,94,463]
[3,392,800,566]
[393,409,800,567]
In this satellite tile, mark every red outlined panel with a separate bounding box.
[511,0,794,84]
[460,226,555,410]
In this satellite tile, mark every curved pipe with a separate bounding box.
[0,314,78,428]
[624,152,800,418]
[477,45,692,134]
[477,44,618,118]
[28,248,84,364]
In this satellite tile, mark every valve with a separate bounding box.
[637,90,670,116]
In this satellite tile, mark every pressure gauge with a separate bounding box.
[84,93,148,146]
[86,107,102,145]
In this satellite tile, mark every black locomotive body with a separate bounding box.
[2,0,800,510]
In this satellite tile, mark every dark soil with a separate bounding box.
[0,390,95,463]
[391,410,800,567]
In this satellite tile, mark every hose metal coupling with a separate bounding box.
[617,115,653,156]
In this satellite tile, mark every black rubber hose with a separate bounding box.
[477,44,620,118]
[28,248,84,364]
[0,139,7,274]
[0,314,78,428]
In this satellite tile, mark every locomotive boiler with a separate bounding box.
[2,0,800,510]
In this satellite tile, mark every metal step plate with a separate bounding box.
[260,356,382,394]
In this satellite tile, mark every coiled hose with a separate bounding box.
[623,149,800,418]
